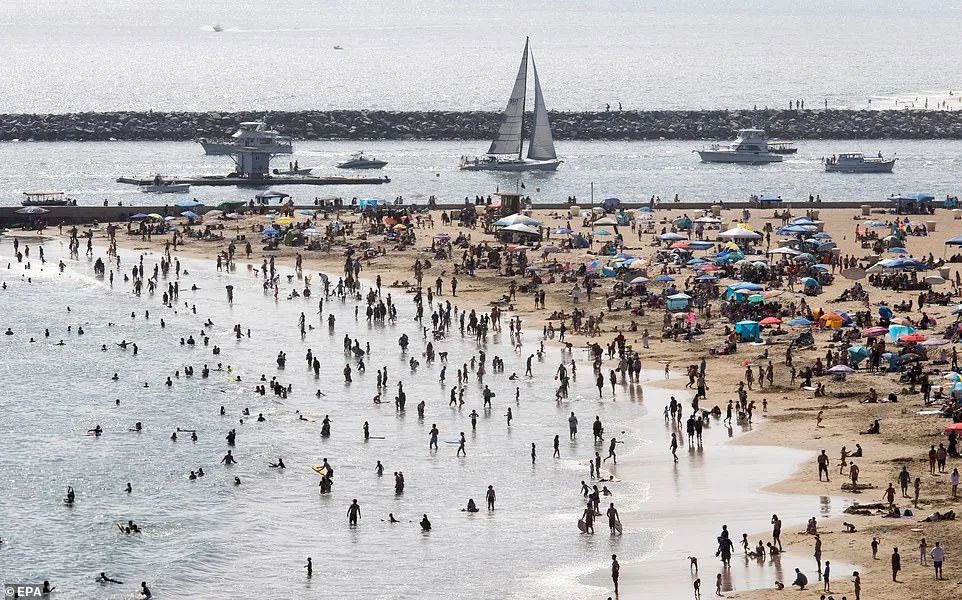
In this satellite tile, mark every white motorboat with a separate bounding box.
[272,168,313,176]
[460,37,562,172]
[825,152,896,173]
[140,183,190,193]
[696,129,783,164]
[199,122,293,156]
[337,152,388,170]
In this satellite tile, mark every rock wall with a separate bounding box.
[3,109,962,142]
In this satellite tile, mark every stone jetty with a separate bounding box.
[4,109,962,142]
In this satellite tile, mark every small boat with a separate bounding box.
[199,122,293,156]
[696,129,783,164]
[272,168,313,176]
[139,178,190,193]
[768,141,797,155]
[21,190,70,206]
[825,152,896,173]
[460,37,561,172]
[333,45,343,50]
[212,24,223,32]
[337,152,387,170]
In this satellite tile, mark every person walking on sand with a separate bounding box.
[891,547,901,582]
[670,433,679,463]
[931,541,945,579]
[852,571,861,600]
[817,449,830,482]
[771,514,782,550]
[823,560,830,591]
[611,554,620,597]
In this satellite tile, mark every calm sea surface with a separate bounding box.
[0,139,961,207]
[0,1,960,113]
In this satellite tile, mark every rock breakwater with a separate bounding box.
[3,109,962,142]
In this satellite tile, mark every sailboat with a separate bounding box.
[460,38,561,172]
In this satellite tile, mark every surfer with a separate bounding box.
[88,425,103,436]
[269,458,286,469]
[420,514,432,531]
[97,573,122,584]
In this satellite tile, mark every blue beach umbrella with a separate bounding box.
[180,210,199,219]
[175,199,204,208]
[130,213,148,220]
[788,317,813,327]
[261,226,281,237]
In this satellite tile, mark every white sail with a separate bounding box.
[487,38,529,156]
[526,52,557,161]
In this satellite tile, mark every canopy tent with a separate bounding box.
[494,213,541,228]
[734,320,760,342]
[666,292,692,311]
[717,227,762,240]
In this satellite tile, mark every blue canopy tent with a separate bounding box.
[666,292,692,311]
[847,345,869,364]
[946,235,962,247]
[888,192,934,214]
[734,320,761,342]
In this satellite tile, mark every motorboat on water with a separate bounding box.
[460,37,561,172]
[337,152,387,170]
[139,176,190,193]
[767,140,797,154]
[825,152,896,173]
[140,183,190,193]
[199,122,293,156]
[212,24,223,32]
[21,190,70,206]
[695,129,783,164]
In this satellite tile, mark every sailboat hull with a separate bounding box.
[460,158,561,172]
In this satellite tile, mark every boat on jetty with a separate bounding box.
[139,176,190,193]
[21,190,71,206]
[199,122,293,156]
[696,129,783,164]
[825,152,896,173]
[460,37,561,172]
[337,152,387,170]
[272,167,313,176]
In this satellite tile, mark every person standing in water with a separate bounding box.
[347,499,361,526]
[611,554,620,597]
[486,485,496,510]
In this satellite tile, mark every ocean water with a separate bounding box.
[1,139,961,207]
[0,1,960,113]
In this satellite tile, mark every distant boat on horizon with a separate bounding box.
[460,37,561,172]
[212,24,223,33]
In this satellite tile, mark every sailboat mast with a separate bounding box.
[518,37,529,161]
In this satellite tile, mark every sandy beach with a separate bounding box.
[21,197,962,600]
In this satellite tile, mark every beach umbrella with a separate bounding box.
[688,241,715,250]
[494,213,540,227]
[793,252,817,263]
[433,233,451,240]
[302,228,321,236]
[653,275,674,283]
[863,326,888,337]
[699,264,720,272]
[502,223,540,235]
[747,294,764,303]
[180,210,199,219]
[759,316,782,325]
[552,227,572,235]
[593,216,618,226]
[945,423,962,433]
[945,372,962,382]
[920,338,948,346]
[175,199,204,208]
[256,190,290,201]
[593,229,613,236]
[657,232,687,242]
[670,241,691,250]
[788,317,813,327]
[629,276,650,285]
[730,282,764,291]
[924,275,947,285]
[841,268,866,280]
[827,365,855,374]
[273,216,294,225]
[695,275,718,282]
[767,247,801,256]
[946,235,962,246]
[16,206,49,214]
[694,216,721,224]
[888,247,908,254]
[718,226,762,240]
[163,216,176,221]
[147,213,163,220]
[543,245,562,254]
[261,226,281,237]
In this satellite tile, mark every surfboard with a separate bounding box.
[613,521,623,535]
[311,465,328,477]
[577,519,587,533]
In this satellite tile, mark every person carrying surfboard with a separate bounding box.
[606,503,622,535]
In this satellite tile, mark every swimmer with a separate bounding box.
[269,458,286,469]
[88,425,103,436]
